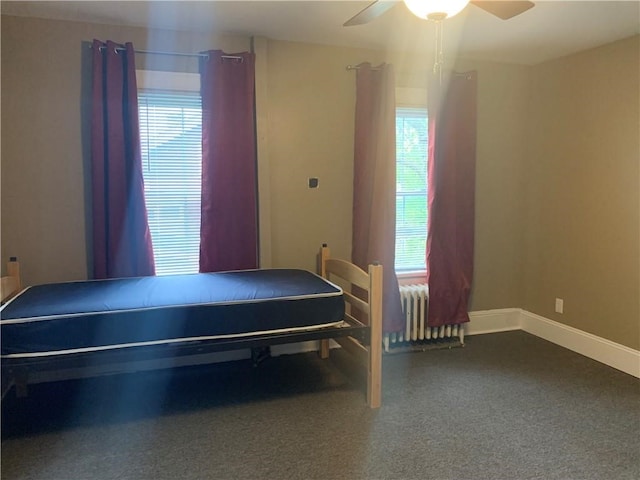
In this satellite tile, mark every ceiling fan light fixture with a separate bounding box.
[403,0,470,20]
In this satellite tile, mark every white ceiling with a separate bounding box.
[2,1,639,65]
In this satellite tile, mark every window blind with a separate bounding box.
[395,107,428,272]
[138,90,202,276]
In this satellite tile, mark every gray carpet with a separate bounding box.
[1,331,639,480]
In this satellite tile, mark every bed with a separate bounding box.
[0,245,382,407]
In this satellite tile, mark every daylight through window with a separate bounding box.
[138,90,202,275]
[395,107,428,272]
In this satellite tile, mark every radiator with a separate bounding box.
[383,284,465,352]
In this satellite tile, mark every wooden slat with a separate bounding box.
[342,312,366,328]
[325,258,369,290]
[343,290,369,315]
[333,336,368,368]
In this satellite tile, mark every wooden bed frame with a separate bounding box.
[0,245,383,408]
[0,257,21,305]
[318,244,382,408]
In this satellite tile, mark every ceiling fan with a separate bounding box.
[344,0,535,26]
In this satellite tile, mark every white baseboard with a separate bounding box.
[467,308,640,378]
[519,310,640,378]
[467,308,521,335]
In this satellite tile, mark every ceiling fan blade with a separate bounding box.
[344,1,400,26]
[471,1,535,20]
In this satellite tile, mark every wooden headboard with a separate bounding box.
[319,244,382,408]
[1,258,21,304]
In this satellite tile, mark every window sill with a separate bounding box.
[397,271,427,285]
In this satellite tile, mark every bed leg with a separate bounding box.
[318,339,330,359]
[367,263,383,409]
[367,340,382,408]
[318,245,331,360]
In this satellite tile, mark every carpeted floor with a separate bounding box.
[1,331,639,480]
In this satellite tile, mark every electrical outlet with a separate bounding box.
[555,298,564,314]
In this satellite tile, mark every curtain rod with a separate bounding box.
[346,64,381,71]
[346,64,473,77]
[94,45,243,61]
[134,49,243,61]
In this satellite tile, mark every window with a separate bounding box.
[395,107,428,272]
[138,85,202,276]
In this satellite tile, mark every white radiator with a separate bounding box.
[383,284,465,352]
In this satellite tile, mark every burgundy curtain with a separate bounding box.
[199,51,258,272]
[426,72,478,327]
[352,63,404,334]
[91,40,155,279]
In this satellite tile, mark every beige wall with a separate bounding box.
[525,36,640,349]
[2,15,637,348]
[261,39,385,270]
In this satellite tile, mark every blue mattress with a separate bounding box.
[0,269,345,358]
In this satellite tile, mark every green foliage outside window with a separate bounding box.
[396,108,428,272]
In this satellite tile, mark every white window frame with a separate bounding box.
[136,70,200,93]
[395,88,428,277]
